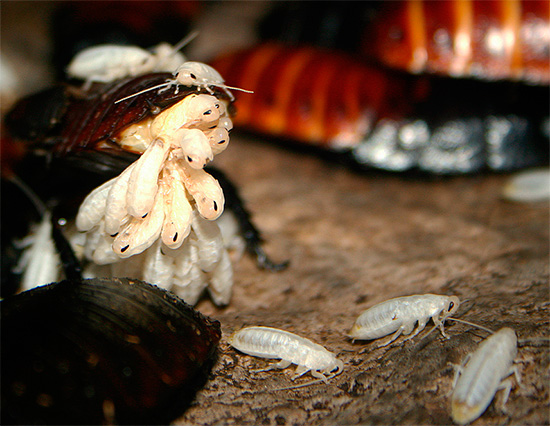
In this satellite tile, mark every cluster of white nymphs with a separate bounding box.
[74,92,236,305]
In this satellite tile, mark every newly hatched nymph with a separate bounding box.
[66,33,198,88]
[116,61,253,104]
[451,327,519,425]
[229,326,344,382]
[348,294,460,346]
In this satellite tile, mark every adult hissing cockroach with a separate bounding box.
[211,41,548,174]
[211,43,422,151]
[364,0,550,84]
[210,1,549,174]
[4,70,286,304]
[259,1,549,84]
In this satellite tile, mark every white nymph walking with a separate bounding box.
[230,326,344,382]
[349,294,460,346]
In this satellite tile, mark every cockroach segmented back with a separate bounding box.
[211,40,548,174]
[211,43,425,151]
[365,0,550,84]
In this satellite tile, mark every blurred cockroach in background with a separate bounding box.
[212,0,549,174]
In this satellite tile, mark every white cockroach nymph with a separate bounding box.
[115,61,253,104]
[502,168,550,203]
[66,32,198,88]
[229,326,344,383]
[169,62,240,100]
[176,128,213,169]
[178,164,224,221]
[159,165,192,249]
[348,294,460,346]
[72,90,237,305]
[13,211,61,292]
[451,327,520,425]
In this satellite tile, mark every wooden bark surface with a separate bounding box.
[176,135,549,425]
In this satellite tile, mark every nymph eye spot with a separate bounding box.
[213,201,218,211]
[187,156,193,163]
[142,213,148,218]
[449,301,455,310]
[203,110,212,116]
[173,232,178,242]
[218,139,226,145]
[120,245,130,253]
[190,73,197,80]
[111,233,118,237]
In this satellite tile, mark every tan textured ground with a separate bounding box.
[174,134,550,425]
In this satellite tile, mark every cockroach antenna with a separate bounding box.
[7,174,47,216]
[171,30,199,54]
[114,82,175,104]
[445,317,495,334]
[212,84,254,94]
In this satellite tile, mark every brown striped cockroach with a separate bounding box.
[211,0,549,174]
[211,43,425,152]
[365,0,549,84]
